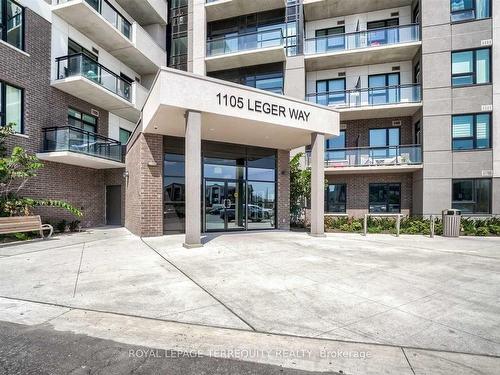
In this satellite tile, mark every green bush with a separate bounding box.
[55,219,68,233]
[488,225,500,235]
[475,226,489,236]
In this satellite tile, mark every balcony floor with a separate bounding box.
[205,0,287,22]
[337,102,422,121]
[205,45,286,72]
[305,42,421,71]
[325,164,423,175]
[36,151,125,169]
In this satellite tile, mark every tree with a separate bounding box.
[0,124,82,218]
[289,152,311,225]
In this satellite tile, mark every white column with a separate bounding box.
[310,132,325,236]
[184,111,203,248]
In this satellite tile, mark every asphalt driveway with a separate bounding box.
[0,227,499,360]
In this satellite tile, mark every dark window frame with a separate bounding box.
[315,77,346,105]
[368,72,401,104]
[451,47,491,87]
[325,183,347,213]
[0,0,25,51]
[368,183,402,213]
[0,80,24,133]
[452,112,492,150]
[450,0,491,23]
[368,126,402,147]
[119,127,132,144]
[67,107,98,134]
[452,178,492,214]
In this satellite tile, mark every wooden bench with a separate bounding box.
[0,215,53,239]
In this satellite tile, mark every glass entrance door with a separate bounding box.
[205,179,246,232]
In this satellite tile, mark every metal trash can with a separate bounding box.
[442,209,461,237]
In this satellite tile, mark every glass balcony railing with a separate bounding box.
[306,84,421,108]
[56,53,132,102]
[57,0,132,39]
[318,145,422,168]
[206,28,284,57]
[42,126,123,162]
[304,24,420,55]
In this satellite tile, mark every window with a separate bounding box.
[119,128,131,144]
[0,0,24,50]
[368,73,400,105]
[0,81,23,133]
[68,39,98,61]
[369,183,401,213]
[369,127,400,157]
[452,48,491,86]
[316,78,346,106]
[164,153,186,233]
[451,0,491,22]
[452,179,491,214]
[315,26,345,52]
[414,61,421,84]
[414,121,421,145]
[325,184,346,213]
[367,18,399,46]
[67,108,97,133]
[452,113,491,150]
[325,130,346,161]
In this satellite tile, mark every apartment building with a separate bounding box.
[0,0,167,226]
[173,0,498,220]
[1,0,498,245]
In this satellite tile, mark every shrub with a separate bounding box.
[55,220,68,233]
[69,220,81,232]
[475,226,489,236]
[488,225,500,235]
[351,220,363,232]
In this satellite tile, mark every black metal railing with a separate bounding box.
[56,53,132,102]
[304,24,420,55]
[306,84,421,108]
[207,28,284,56]
[42,126,123,162]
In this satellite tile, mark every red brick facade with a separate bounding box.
[0,9,123,227]
[342,116,414,147]
[277,149,291,230]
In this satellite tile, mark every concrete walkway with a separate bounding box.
[0,227,499,374]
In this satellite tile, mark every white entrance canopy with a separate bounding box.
[140,67,339,247]
[141,68,339,150]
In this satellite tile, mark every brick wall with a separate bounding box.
[125,132,163,237]
[277,149,290,230]
[0,9,122,227]
[342,116,414,147]
[326,172,414,217]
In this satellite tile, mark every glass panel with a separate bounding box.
[5,84,22,133]
[119,128,131,144]
[476,114,490,149]
[326,130,345,149]
[164,153,185,177]
[325,184,346,213]
[388,128,400,146]
[452,51,473,75]
[476,0,490,18]
[476,49,490,84]
[164,204,185,233]
[205,181,226,231]
[369,184,388,213]
[453,179,473,202]
[6,0,23,49]
[452,75,473,86]
[204,157,245,179]
[387,184,401,213]
[452,115,473,138]
[369,129,387,147]
[475,179,491,213]
[164,177,185,202]
[247,156,276,181]
[226,181,246,230]
[247,182,275,230]
[451,0,474,11]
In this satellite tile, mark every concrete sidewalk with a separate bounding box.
[0,227,499,374]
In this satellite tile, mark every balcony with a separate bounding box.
[53,0,165,74]
[320,145,423,174]
[205,0,286,22]
[307,84,422,120]
[36,126,125,169]
[52,53,145,122]
[303,0,413,21]
[205,29,286,72]
[114,0,167,25]
[304,24,421,70]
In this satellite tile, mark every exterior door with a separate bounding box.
[106,185,122,225]
[204,179,245,232]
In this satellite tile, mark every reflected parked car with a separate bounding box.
[221,204,273,222]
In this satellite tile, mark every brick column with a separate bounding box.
[277,149,290,230]
[125,132,163,237]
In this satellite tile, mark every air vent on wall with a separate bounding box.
[91,109,100,117]
[392,66,400,71]
[338,72,346,77]
[91,47,99,55]
[392,120,402,126]
[390,12,399,17]
[337,20,345,25]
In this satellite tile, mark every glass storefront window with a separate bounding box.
[325,184,346,213]
[204,157,245,179]
[247,181,275,230]
[164,153,185,233]
[452,178,491,214]
[369,183,401,213]
[247,155,275,181]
